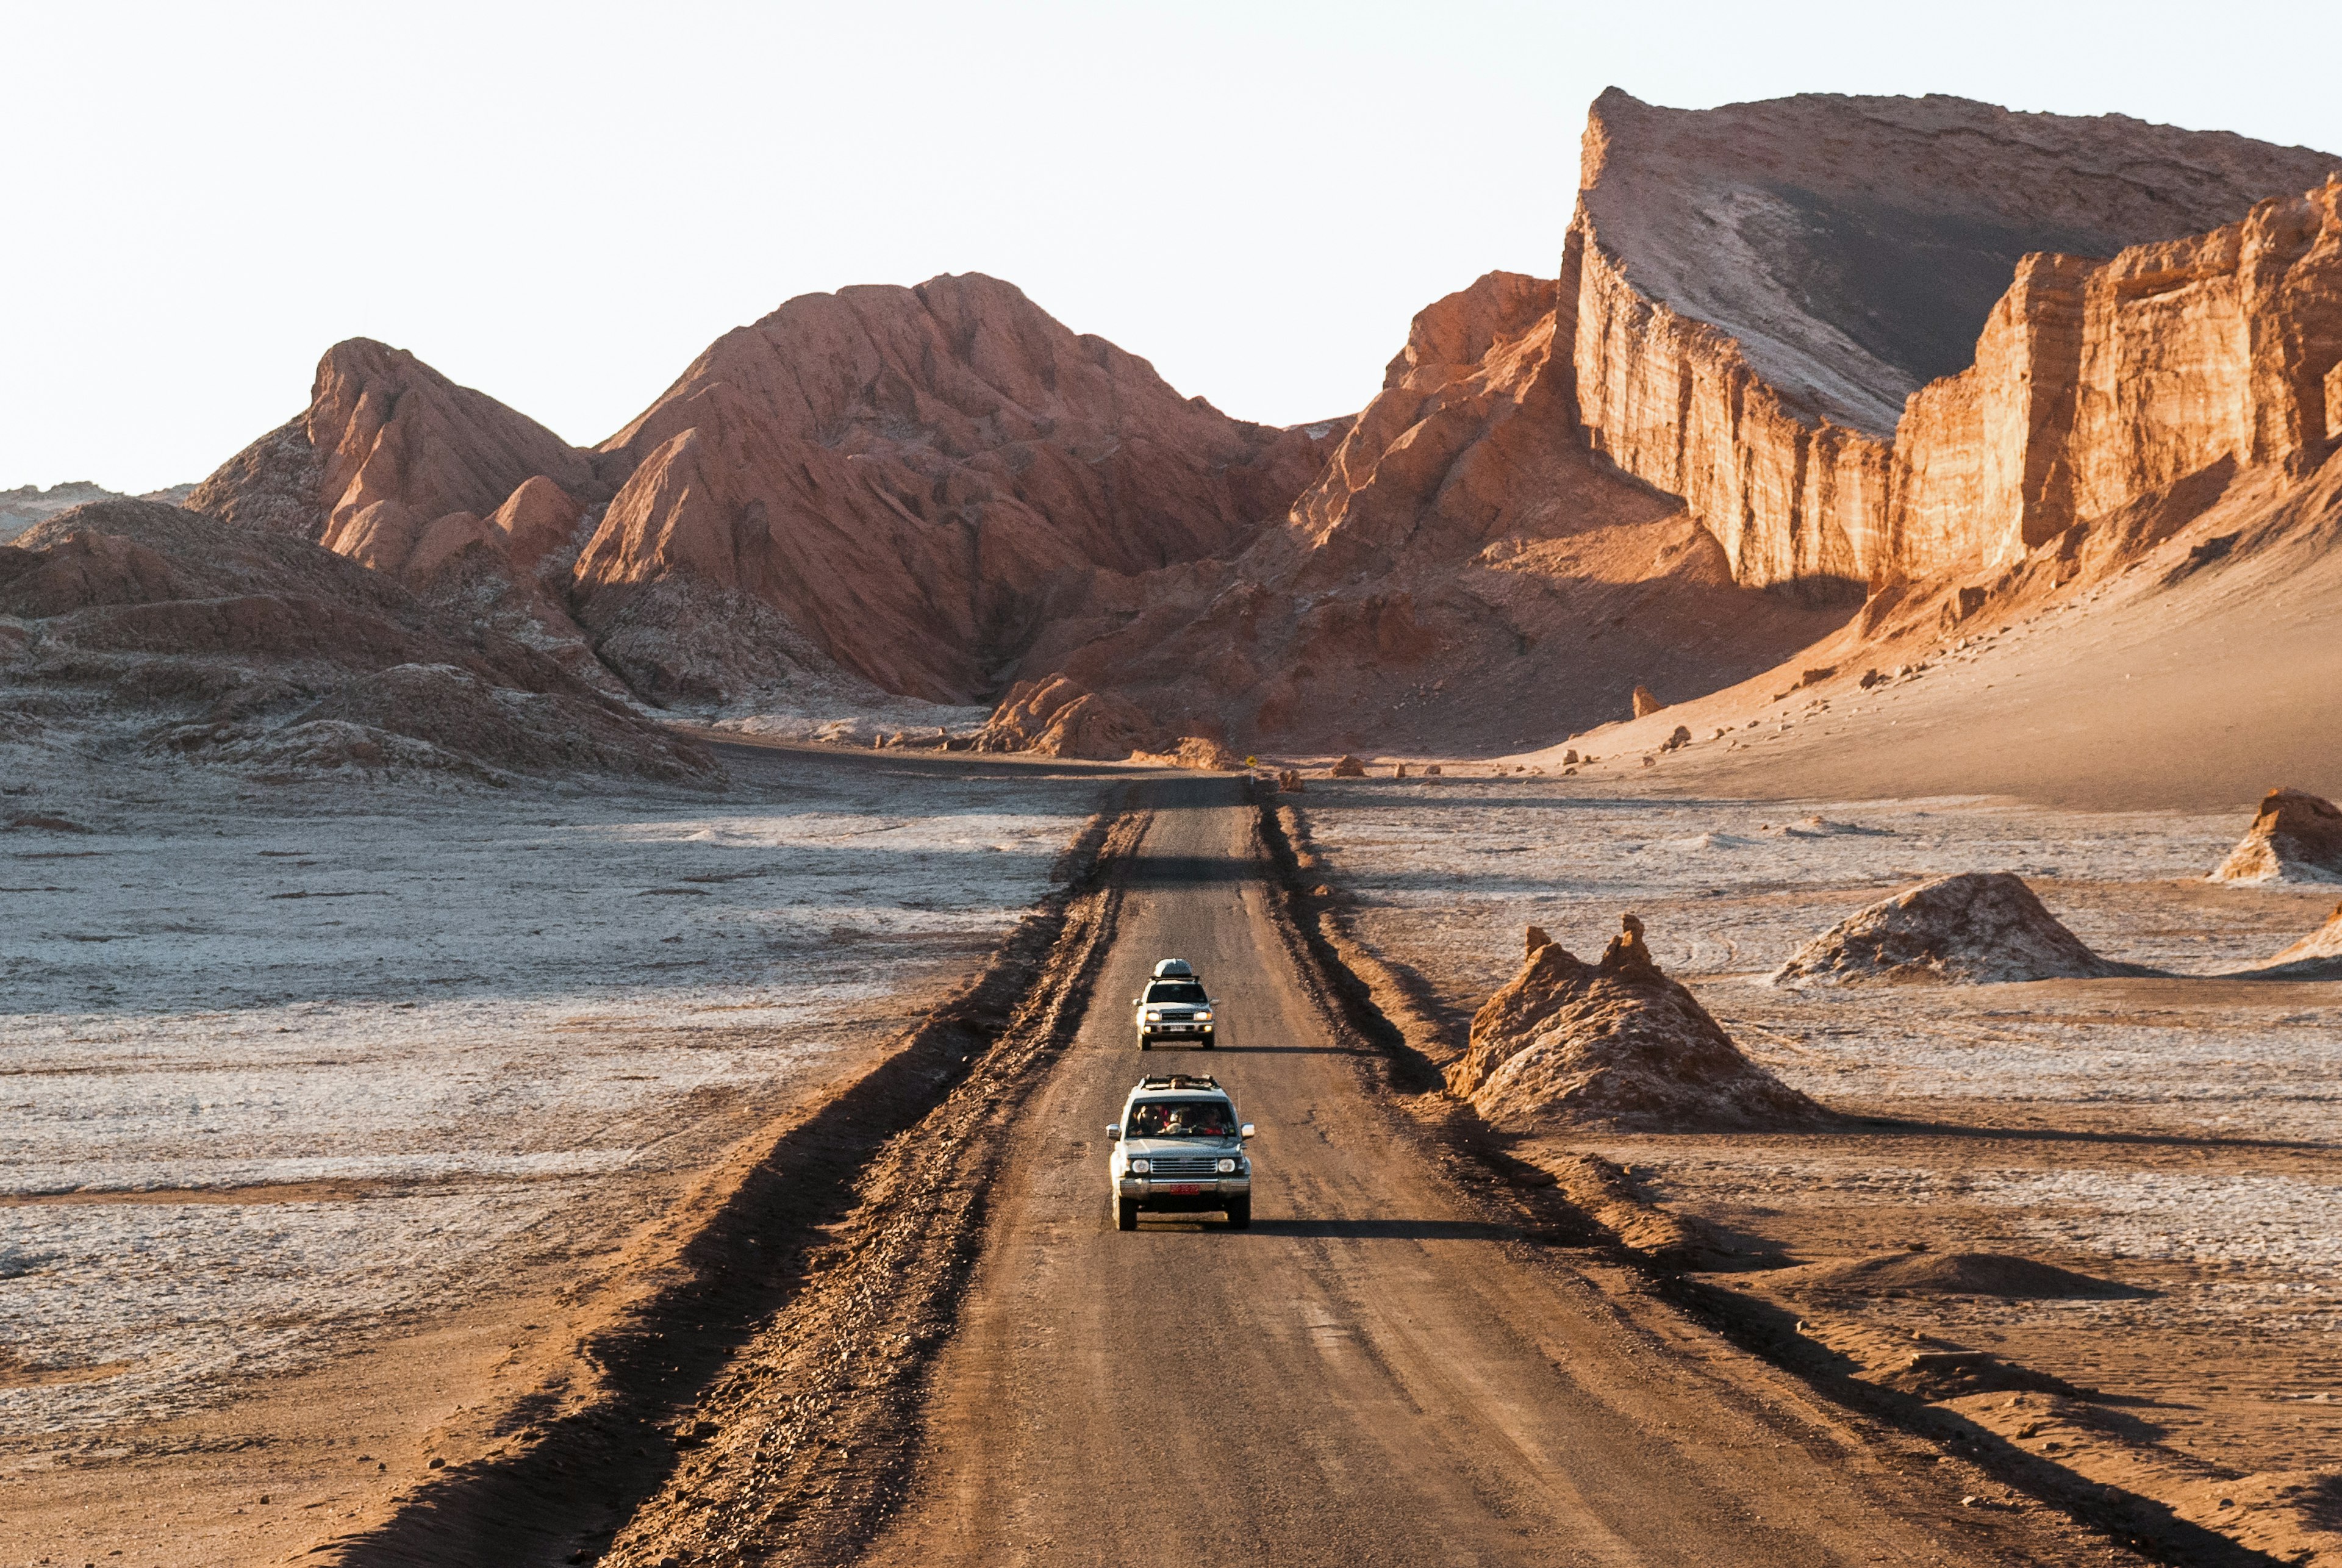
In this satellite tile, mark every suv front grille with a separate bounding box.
[1141,1156,1222,1177]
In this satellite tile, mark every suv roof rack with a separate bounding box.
[1151,958,1195,979]
[1136,1074,1221,1092]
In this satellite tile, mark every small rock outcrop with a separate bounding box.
[1330,754,1367,778]
[1450,917,1827,1131]
[1132,736,1244,772]
[2246,902,2342,978]
[1631,685,1662,717]
[1764,1251,2141,1300]
[1772,872,2149,985]
[2210,788,2342,884]
[975,675,1161,761]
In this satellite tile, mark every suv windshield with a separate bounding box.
[1125,1099,1236,1139]
[1144,983,1207,1005]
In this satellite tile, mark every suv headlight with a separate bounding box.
[1216,1158,1236,1173]
[1143,1009,1162,1022]
[1194,1011,1213,1022]
[1128,1159,1150,1175]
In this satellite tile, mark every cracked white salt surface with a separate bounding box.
[0,749,1102,1435]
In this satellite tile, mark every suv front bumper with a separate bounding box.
[1137,1022,1214,1041]
[1118,1175,1249,1211]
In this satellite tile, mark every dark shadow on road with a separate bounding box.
[1246,1217,1526,1242]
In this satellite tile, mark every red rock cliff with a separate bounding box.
[1889,176,2342,577]
[1567,89,2340,591]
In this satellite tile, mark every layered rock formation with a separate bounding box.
[0,501,713,783]
[1773,872,2149,985]
[1891,176,2342,578]
[569,273,1337,704]
[1567,90,2340,592]
[1450,917,1825,1131]
[2210,787,2342,883]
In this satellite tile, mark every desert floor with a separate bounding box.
[0,742,1117,1564]
[1298,771,2342,1516]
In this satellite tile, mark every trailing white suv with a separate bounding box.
[1107,1074,1255,1230]
[1132,957,1215,1050]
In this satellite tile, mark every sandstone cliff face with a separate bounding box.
[1569,89,2340,591]
[569,273,1338,704]
[1891,176,2342,578]
[190,338,601,554]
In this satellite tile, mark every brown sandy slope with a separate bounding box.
[1540,441,2342,812]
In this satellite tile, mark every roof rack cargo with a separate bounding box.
[1151,958,1195,979]
[1137,1074,1221,1091]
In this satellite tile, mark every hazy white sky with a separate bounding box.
[7,0,2339,494]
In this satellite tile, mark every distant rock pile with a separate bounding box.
[0,501,716,786]
[1449,915,1827,1131]
[1764,1250,2141,1300]
[2209,788,2342,884]
[1132,736,1244,772]
[975,675,1159,761]
[2247,902,2342,979]
[1772,872,2149,985]
[1330,754,1367,778]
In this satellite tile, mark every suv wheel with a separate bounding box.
[1138,1037,1151,1051]
[1225,1197,1251,1230]
[1116,1197,1139,1231]
[1200,1036,1216,1050]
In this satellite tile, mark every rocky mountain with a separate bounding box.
[568,273,1339,704]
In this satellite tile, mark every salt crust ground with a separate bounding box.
[1298,776,2342,1479]
[0,740,1105,1445]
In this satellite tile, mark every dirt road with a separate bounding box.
[857,777,2095,1567]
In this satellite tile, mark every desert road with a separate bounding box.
[854,776,2072,1567]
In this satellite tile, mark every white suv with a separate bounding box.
[1107,1074,1255,1230]
[1131,958,1215,1050]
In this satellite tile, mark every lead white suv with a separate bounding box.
[1107,1074,1255,1230]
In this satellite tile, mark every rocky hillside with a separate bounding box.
[0,500,714,784]
[1014,271,1849,750]
[2,481,195,543]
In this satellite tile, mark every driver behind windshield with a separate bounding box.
[1145,982,1208,1005]
[1128,1100,1234,1138]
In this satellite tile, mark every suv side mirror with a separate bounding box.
[1105,1124,1120,1141]
[1239,1123,1256,1140]
[1130,997,1141,1006]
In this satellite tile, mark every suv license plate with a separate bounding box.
[1166,1183,1202,1195]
